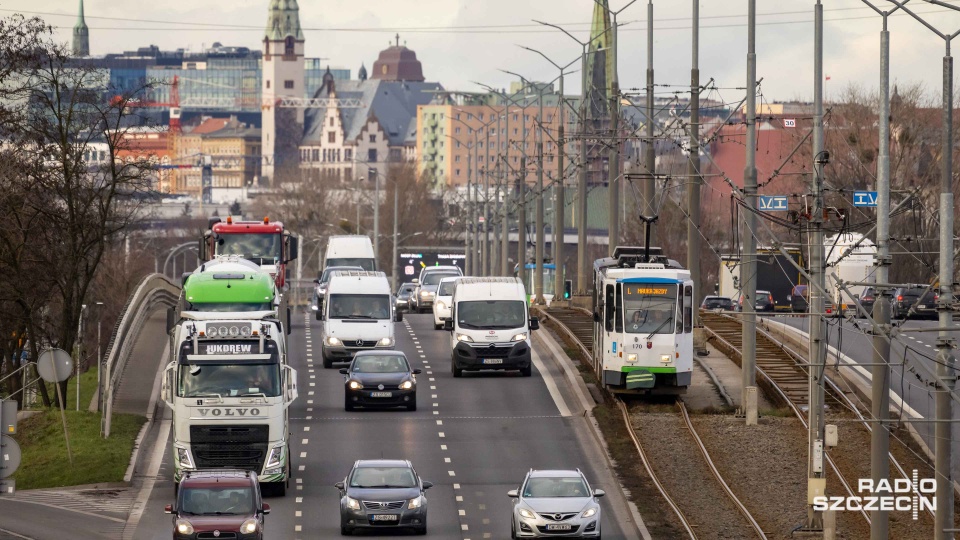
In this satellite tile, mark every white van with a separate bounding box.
[325,235,376,271]
[443,277,539,377]
[320,271,400,368]
[432,276,461,330]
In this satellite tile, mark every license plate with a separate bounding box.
[546,524,572,531]
[482,358,503,364]
[918,305,927,309]
[372,514,398,521]
[370,391,392,398]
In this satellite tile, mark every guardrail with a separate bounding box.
[102,273,180,438]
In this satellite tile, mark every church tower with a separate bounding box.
[261,0,305,185]
[72,0,89,57]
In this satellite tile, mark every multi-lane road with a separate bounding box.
[67,309,642,539]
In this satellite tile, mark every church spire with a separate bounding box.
[265,0,303,41]
[72,0,89,57]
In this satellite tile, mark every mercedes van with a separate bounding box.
[320,271,400,368]
[325,236,376,271]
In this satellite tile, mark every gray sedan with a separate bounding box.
[509,469,603,538]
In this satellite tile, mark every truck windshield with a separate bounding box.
[180,486,255,516]
[457,300,526,329]
[622,284,678,335]
[179,362,281,398]
[187,302,273,312]
[328,294,391,319]
[217,233,281,261]
[327,258,376,271]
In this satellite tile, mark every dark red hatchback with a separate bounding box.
[165,469,270,540]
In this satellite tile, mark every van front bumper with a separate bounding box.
[453,341,531,371]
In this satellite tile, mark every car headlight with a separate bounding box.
[175,519,194,535]
[420,290,429,297]
[518,508,536,519]
[511,332,527,342]
[377,336,394,347]
[348,380,363,390]
[436,301,446,310]
[399,380,414,390]
[408,496,423,509]
[627,353,638,362]
[265,444,284,469]
[582,507,597,518]
[240,518,259,534]
[326,336,341,346]
[176,446,195,469]
[311,305,318,311]
[346,497,361,510]
[456,333,473,342]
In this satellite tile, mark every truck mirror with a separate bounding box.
[287,236,299,263]
[443,319,453,331]
[529,317,540,331]
[286,308,292,335]
[395,311,403,322]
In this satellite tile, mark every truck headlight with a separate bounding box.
[456,333,473,343]
[175,519,194,535]
[348,380,363,390]
[627,354,638,362]
[408,496,423,509]
[511,333,527,342]
[265,444,284,469]
[176,446,195,469]
[436,301,446,310]
[240,518,259,534]
[345,497,361,510]
[660,354,671,363]
[326,336,341,346]
[377,337,394,347]
[399,380,414,390]
[518,508,536,519]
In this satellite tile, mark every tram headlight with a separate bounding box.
[660,354,671,363]
[627,354,638,362]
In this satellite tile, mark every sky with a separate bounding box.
[12,0,960,103]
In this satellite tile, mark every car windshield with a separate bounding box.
[353,355,409,373]
[179,362,280,398]
[327,258,376,271]
[703,298,731,307]
[180,486,254,516]
[438,281,457,296]
[217,233,281,261]
[321,267,364,284]
[350,467,417,488]
[422,272,459,286]
[623,284,678,335]
[398,285,416,296]
[328,294,391,319]
[188,302,273,312]
[457,300,526,329]
[523,477,589,498]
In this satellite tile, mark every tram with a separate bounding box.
[513,262,558,306]
[591,247,694,395]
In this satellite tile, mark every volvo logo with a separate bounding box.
[356,339,363,346]
[213,531,221,538]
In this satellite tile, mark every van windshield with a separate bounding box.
[423,272,459,286]
[329,294,391,320]
[457,300,526,329]
[327,258,376,271]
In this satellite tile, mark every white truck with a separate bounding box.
[324,235,377,272]
[162,312,298,496]
[443,277,539,378]
[825,232,876,314]
[319,271,400,368]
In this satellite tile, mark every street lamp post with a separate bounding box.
[371,167,380,265]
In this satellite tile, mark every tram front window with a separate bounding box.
[623,284,678,335]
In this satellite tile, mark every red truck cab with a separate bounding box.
[201,216,298,288]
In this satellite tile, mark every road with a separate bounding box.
[771,313,960,482]
[130,309,639,538]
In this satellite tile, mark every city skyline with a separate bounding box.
[12,0,960,101]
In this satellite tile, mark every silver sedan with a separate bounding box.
[508,469,603,538]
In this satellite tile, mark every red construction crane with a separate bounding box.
[110,75,181,133]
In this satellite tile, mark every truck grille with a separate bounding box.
[190,425,269,470]
[470,344,513,358]
[346,340,379,349]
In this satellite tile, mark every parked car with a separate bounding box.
[892,286,938,320]
[166,469,269,540]
[340,351,420,411]
[508,469,604,538]
[335,459,431,535]
[790,285,809,313]
[395,282,417,312]
[313,265,364,320]
[738,290,775,312]
[700,296,734,311]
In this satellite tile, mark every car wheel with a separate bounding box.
[452,362,463,378]
[323,353,333,369]
[415,525,427,535]
[345,397,355,412]
[511,520,518,539]
[315,310,322,321]
[434,323,441,330]
[274,480,286,497]
[520,365,532,377]
[407,397,417,411]
[340,525,352,536]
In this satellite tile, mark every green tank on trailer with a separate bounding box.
[183,271,276,312]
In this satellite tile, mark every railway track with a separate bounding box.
[541,307,767,539]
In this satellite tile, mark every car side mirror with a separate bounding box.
[422,481,433,490]
[262,503,271,514]
[339,368,349,375]
[334,481,345,490]
[412,278,419,284]
[593,489,605,498]
[164,504,174,514]
[413,369,422,375]
[507,489,519,498]
[395,311,403,322]
[443,319,453,331]
[529,317,540,331]
[314,279,321,284]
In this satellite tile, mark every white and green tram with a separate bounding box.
[591,249,694,394]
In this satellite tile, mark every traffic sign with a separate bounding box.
[853,191,878,207]
[784,119,796,128]
[37,348,73,383]
[0,435,21,478]
[758,195,789,211]
[1,400,16,435]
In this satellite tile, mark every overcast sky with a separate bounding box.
[12,0,960,103]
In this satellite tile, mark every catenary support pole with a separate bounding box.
[392,179,399,292]
[535,90,546,303]
[577,45,589,295]
[473,137,481,276]
[687,0,701,323]
[483,119,491,276]
[741,0,759,425]
[644,0,656,241]
[871,12,892,540]
[555,73,567,300]
[493,110,503,275]
[465,170,473,275]
[502,103,511,277]
[518,157,527,286]
[373,169,380,263]
[607,10,620,256]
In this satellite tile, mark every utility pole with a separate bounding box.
[804,0,827,531]
[555,76,566,301]
[373,168,380,264]
[483,119,491,276]
[473,139,481,276]
[577,45,589,295]
[644,0,656,242]
[741,0,759,426]
[465,161,473,275]
[518,156,527,287]
[392,179,399,291]
[687,0,702,322]
[607,12,620,256]
[502,102,511,277]
[493,110,503,275]
[535,90,546,304]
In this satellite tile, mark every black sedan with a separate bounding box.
[340,351,420,411]
[335,459,431,535]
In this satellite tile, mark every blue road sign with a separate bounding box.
[853,191,878,207]
[758,195,789,211]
